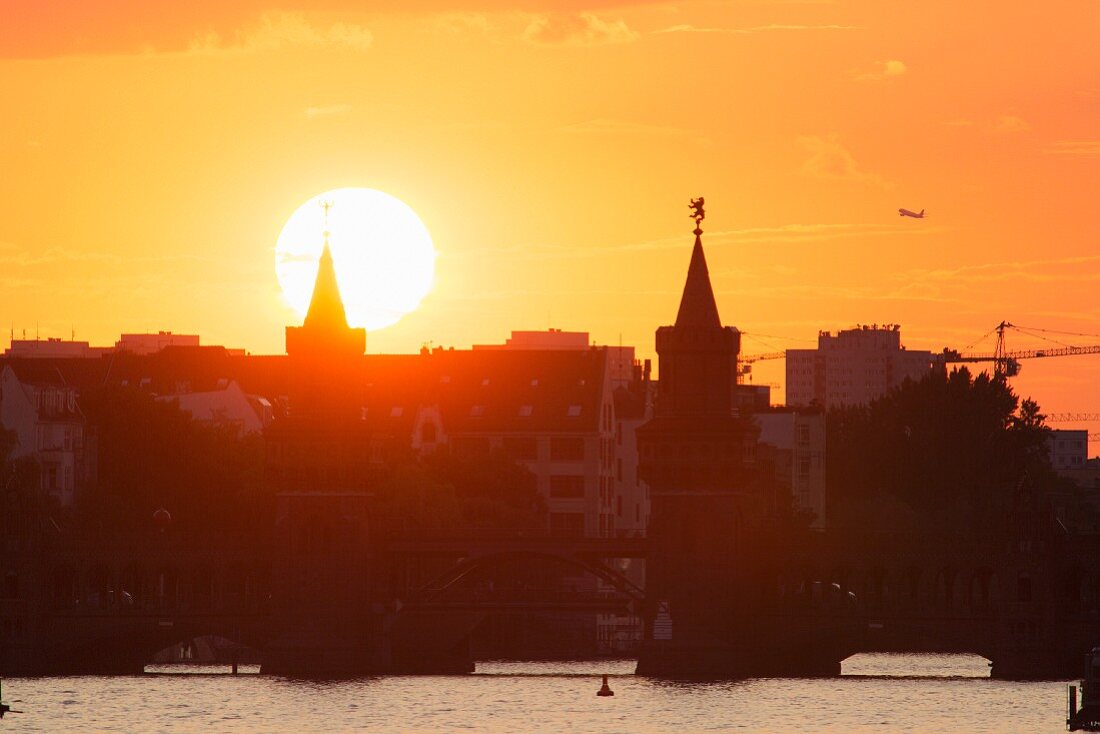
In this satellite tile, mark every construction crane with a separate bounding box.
[1047,413,1100,423]
[737,320,1100,383]
[1045,414,1100,442]
[939,321,1100,378]
[736,351,785,383]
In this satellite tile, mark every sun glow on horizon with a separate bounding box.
[275,188,436,331]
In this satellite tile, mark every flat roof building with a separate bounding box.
[786,325,935,409]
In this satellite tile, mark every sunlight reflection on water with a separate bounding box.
[7,654,1068,734]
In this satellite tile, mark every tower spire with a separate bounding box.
[675,197,722,330]
[285,197,366,357]
[304,199,350,330]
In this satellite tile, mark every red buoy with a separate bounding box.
[597,674,614,697]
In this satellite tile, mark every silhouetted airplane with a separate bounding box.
[899,208,926,218]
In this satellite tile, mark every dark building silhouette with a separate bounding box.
[264,235,378,674]
[635,217,773,675]
[8,205,1100,678]
[285,243,366,362]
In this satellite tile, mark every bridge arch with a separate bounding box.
[411,549,645,602]
[933,566,958,609]
[967,567,995,613]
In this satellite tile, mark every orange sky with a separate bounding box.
[2,1,1099,437]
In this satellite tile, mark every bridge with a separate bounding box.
[0,527,650,675]
[5,518,1100,678]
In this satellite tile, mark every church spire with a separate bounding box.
[674,197,722,330]
[304,240,350,329]
[304,200,351,330]
[285,198,366,358]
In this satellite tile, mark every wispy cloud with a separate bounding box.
[459,222,939,261]
[0,247,223,268]
[1048,141,1100,158]
[187,12,373,55]
[897,254,1100,286]
[878,255,1100,319]
[993,114,1030,133]
[303,104,352,120]
[797,134,889,187]
[718,282,969,306]
[654,23,858,34]
[857,59,907,81]
[523,12,638,46]
[558,118,706,142]
[433,13,493,35]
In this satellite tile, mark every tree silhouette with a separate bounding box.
[78,385,265,532]
[373,450,545,534]
[827,367,1054,533]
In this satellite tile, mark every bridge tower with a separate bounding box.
[635,200,780,676]
[264,201,383,674]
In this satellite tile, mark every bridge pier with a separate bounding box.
[990,646,1083,680]
[636,640,842,678]
[390,612,477,674]
[260,637,393,676]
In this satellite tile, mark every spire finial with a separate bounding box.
[674,196,721,330]
[319,198,334,245]
[688,196,705,237]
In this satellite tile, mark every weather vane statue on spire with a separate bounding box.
[688,196,705,236]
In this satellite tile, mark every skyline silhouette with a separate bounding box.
[5,3,1100,730]
[1,2,1099,423]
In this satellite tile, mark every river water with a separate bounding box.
[1,654,1072,733]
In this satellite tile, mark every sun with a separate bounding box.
[275,188,435,331]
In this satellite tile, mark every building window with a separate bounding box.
[798,423,811,448]
[549,475,585,498]
[567,405,582,417]
[470,405,485,417]
[798,457,811,479]
[503,436,537,461]
[518,405,534,417]
[550,437,585,461]
[530,378,539,386]
[390,407,404,417]
[550,512,585,538]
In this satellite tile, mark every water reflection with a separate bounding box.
[841,652,992,678]
[12,654,1067,734]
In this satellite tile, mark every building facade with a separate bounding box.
[0,364,89,507]
[786,325,935,408]
[115,332,201,355]
[635,215,771,675]
[1048,429,1089,471]
[755,409,827,529]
